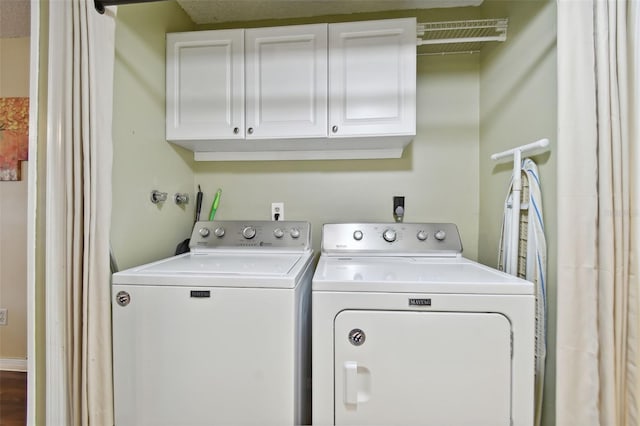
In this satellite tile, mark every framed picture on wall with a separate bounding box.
[0,97,29,181]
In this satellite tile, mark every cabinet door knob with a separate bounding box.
[247,127,254,134]
[332,125,338,133]
[233,127,239,134]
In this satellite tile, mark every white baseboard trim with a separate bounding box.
[0,358,28,371]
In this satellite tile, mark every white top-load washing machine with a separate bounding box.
[112,220,314,426]
[312,223,535,426]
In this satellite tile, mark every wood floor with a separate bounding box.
[0,371,26,426]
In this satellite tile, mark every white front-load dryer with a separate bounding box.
[312,223,535,426]
[112,221,314,426]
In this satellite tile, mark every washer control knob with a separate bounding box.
[213,227,225,238]
[242,226,257,239]
[353,230,364,241]
[290,228,301,239]
[199,227,210,238]
[383,229,397,243]
[274,228,284,239]
[417,230,428,241]
[434,230,446,241]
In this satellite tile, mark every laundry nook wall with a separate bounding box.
[192,52,481,259]
[111,3,482,269]
[478,2,557,424]
[110,1,557,425]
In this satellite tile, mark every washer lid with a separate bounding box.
[312,256,533,295]
[112,251,313,288]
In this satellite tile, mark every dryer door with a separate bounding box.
[334,310,512,426]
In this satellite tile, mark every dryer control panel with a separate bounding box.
[190,220,311,251]
[321,223,462,256]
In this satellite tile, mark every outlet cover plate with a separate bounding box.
[0,309,7,326]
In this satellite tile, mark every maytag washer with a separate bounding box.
[112,220,314,426]
[312,223,535,426]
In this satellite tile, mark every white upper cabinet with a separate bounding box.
[245,24,328,139]
[166,29,244,140]
[166,18,417,161]
[328,18,416,138]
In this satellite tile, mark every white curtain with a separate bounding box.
[631,0,640,420]
[557,1,639,425]
[45,0,116,424]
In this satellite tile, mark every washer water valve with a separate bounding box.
[174,193,189,205]
[150,190,168,204]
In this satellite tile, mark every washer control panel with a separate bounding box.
[190,220,311,251]
[321,223,462,256]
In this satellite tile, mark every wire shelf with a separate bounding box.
[417,18,508,55]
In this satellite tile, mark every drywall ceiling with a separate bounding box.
[0,0,30,38]
[176,0,483,24]
[0,0,484,38]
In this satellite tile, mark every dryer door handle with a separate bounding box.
[344,361,358,405]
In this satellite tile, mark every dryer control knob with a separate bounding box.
[353,230,364,241]
[213,227,225,238]
[417,230,428,241]
[290,228,301,239]
[242,226,256,239]
[383,229,397,243]
[199,227,211,238]
[435,230,446,241]
[274,228,284,238]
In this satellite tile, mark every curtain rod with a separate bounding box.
[94,0,167,14]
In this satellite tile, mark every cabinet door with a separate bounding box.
[334,310,512,426]
[166,30,244,140]
[245,24,327,139]
[329,18,416,137]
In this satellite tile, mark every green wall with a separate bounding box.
[112,2,558,424]
[112,2,196,270]
[479,1,557,424]
[192,52,481,258]
[112,4,483,264]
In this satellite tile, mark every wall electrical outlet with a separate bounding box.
[0,309,7,326]
[393,196,405,222]
[271,202,284,221]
